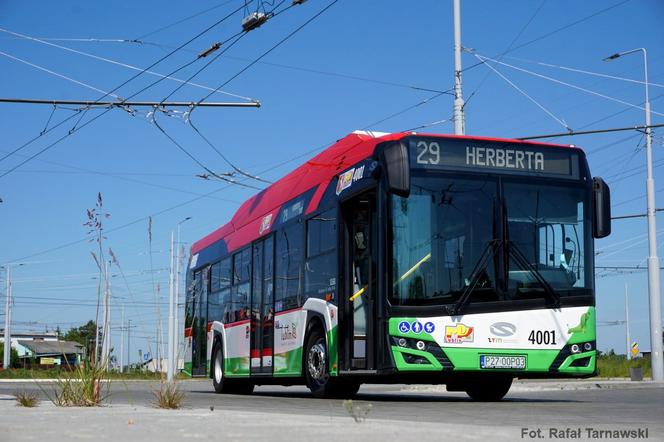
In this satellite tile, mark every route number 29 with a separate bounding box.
[416,141,441,165]
[528,330,557,345]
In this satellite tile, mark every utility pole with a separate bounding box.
[127,319,132,372]
[173,217,191,375]
[119,305,125,373]
[604,48,663,381]
[625,283,631,360]
[3,266,12,369]
[167,231,175,382]
[452,0,465,135]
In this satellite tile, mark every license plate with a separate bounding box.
[480,355,526,369]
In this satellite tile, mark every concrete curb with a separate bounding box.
[403,379,664,393]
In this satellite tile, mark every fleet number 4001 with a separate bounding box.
[528,330,557,345]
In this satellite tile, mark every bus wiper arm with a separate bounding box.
[508,240,561,308]
[452,239,502,316]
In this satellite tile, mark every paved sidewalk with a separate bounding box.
[0,398,510,442]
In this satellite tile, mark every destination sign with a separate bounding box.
[408,137,580,178]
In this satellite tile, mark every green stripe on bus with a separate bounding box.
[273,347,303,377]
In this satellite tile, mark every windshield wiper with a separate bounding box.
[452,239,502,315]
[508,240,561,308]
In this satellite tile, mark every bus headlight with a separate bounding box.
[570,344,581,354]
[583,342,593,351]
[398,338,407,347]
[416,340,426,351]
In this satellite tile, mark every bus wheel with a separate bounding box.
[465,376,513,401]
[305,328,333,398]
[212,340,255,395]
[212,340,227,394]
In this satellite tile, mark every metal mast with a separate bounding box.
[452,0,466,135]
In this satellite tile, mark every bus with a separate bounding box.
[183,130,611,401]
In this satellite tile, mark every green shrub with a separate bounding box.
[597,353,651,378]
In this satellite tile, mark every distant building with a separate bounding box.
[1,331,83,368]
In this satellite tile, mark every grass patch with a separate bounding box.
[0,367,179,380]
[342,399,372,423]
[153,382,185,409]
[597,354,651,378]
[48,365,110,407]
[14,390,40,407]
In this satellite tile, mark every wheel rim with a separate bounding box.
[214,348,223,383]
[307,341,327,381]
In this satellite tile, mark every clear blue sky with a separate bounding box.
[1,0,663,364]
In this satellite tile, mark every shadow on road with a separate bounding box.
[190,389,579,404]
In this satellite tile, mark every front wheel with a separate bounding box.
[465,376,513,401]
[212,340,254,395]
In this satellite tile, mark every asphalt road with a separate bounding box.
[1,379,662,431]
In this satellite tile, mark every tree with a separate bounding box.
[0,342,20,368]
[64,320,98,363]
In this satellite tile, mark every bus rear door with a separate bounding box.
[250,237,275,375]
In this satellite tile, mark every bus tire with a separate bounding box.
[304,327,336,398]
[211,340,229,394]
[465,376,513,401]
[211,340,255,395]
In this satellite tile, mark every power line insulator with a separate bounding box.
[242,12,269,32]
[292,0,308,4]
[198,42,221,59]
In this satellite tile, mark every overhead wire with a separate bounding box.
[154,0,336,185]
[462,0,546,111]
[135,0,240,41]
[0,28,255,102]
[0,2,252,178]
[0,50,122,99]
[363,91,451,130]
[193,0,339,107]
[471,53,664,118]
[461,0,631,74]
[472,52,571,131]
[503,54,664,89]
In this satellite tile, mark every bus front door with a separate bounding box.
[250,237,275,375]
[343,192,377,370]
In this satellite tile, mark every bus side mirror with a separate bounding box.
[376,141,410,197]
[593,177,611,238]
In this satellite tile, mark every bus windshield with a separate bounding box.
[390,174,592,307]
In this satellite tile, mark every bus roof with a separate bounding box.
[191,131,574,256]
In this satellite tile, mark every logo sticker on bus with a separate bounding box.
[444,323,474,343]
[336,169,355,195]
[259,213,273,235]
[335,165,366,195]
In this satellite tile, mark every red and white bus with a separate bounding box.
[184,130,611,400]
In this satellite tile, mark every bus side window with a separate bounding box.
[231,249,251,322]
[305,209,338,302]
[275,223,304,311]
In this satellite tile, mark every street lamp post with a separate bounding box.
[604,48,663,381]
[3,263,26,369]
[3,266,12,369]
[167,216,191,382]
[174,216,192,378]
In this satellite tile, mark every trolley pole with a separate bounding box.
[452,0,465,135]
[3,266,11,369]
